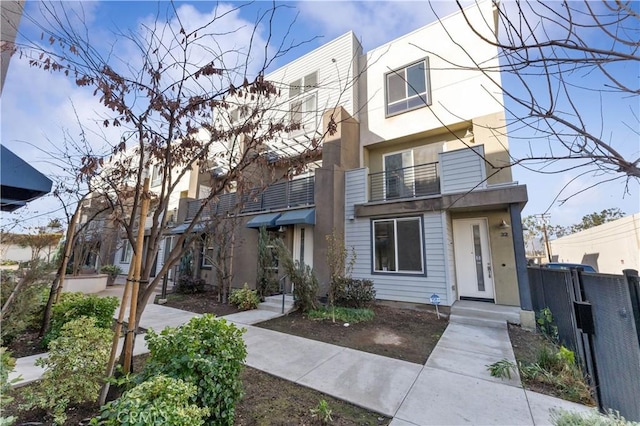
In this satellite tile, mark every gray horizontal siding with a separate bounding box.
[345,211,449,306]
[440,145,486,194]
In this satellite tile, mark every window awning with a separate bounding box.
[168,222,207,235]
[246,213,281,229]
[1,145,52,212]
[275,208,315,226]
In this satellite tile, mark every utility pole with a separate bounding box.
[535,213,553,262]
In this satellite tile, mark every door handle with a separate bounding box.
[487,263,492,278]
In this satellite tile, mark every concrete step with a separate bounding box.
[264,295,294,304]
[258,295,295,314]
[451,300,521,324]
[449,313,507,329]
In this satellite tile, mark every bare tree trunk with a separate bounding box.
[1,276,27,320]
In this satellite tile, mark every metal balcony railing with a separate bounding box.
[186,176,315,220]
[369,162,440,202]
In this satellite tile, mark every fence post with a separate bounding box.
[623,269,640,349]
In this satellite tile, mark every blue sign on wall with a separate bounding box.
[430,293,441,305]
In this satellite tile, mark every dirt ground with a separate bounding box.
[5,328,44,358]
[257,304,449,364]
[6,364,389,425]
[162,290,241,316]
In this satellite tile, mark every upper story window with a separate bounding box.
[288,71,319,135]
[290,93,318,135]
[289,71,318,98]
[151,164,163,187]
[385,58,431,116]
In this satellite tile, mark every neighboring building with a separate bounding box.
[167,0,529,310]
[550,213,640,274]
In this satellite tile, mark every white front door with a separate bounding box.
[293,225,313,269]
[453,218,495,300]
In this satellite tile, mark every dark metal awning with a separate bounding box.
[275,208,315,226]
[168,222,207,235]
[246,212,281,229]
[1,145,52,212]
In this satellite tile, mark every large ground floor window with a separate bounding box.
[373,217,424,274]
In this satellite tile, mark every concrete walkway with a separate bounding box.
[10,293,592,425]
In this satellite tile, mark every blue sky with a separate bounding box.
[1,1,638,232]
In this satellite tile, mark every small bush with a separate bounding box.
[308,307,374,323]
[537,307,559,342]
[141,314,247,425]
[275,239,319,312]
[310,399,333,425]
[229,284,260,311]
[1,348,20,426]
[335,278,376,309]
[518,342,593,405]
[99,264,122,278]
[1,265,51,345]
[22,317,113,425]
[93,375,209,425]
[175,275,206,294]
[550,408,639,426]
[44,292,119,347]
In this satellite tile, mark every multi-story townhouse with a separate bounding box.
[345,1,528,310]
[128,1,529,315]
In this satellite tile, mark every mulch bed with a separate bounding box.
[162,291,241,316]
[257,304,449,364]
[5,328,45,358]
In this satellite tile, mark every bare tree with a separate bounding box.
[16,2,343,333]
[425,1,639,200]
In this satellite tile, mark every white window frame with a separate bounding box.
[290,92,318,136]
[385,58,431,117]
[372,217,424,274]
[151,164,163,187]
[201,236,214,268]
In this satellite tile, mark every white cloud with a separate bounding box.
[1,1,274,232]
[296,1,462,51]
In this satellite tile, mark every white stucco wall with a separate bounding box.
[359,0,503,146]
[550,213,640,274]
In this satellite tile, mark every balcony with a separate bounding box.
[369,162,440,202]
[186,176,315,221]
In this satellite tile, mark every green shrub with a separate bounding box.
[44,292,119,347]
[550,408,639,426]
[229,283,260,311]
[141,314,247,425]
[310,399,333,425]
[99,264,122,278]
[175,275,206,294]
[93,375,209,425]
[486,359,517,380]
[22,317,113,425]
[518,342,593,405]
[1,348,20,426]
[275,239,319,312]
[537,307,559,342]
[335,278,376,309]
[308,307,374,323]
[1,268,50,345]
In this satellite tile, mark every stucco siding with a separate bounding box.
[550,214,640,274]
[360,1,502,146]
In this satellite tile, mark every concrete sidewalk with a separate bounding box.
[10,299,592,425]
